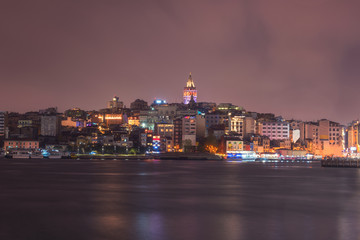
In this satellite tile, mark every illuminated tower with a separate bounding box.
[183,72,197,104]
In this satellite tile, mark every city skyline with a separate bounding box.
[1,75,359,126]
[2,1,360,239]
[1,0,360,124]
[1,71,358,125]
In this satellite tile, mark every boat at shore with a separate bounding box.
[11,150,30,159]
[158,152,222,160]
[258,153,280,160]
[42,149,67,159]
[226,151,257,161]
[30,151,43,159]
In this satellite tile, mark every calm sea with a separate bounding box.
[0,159,359,240]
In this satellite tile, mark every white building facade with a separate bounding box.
[230,116,244,138]
[260,121,290,140]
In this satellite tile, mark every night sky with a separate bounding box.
[1,0,360,124]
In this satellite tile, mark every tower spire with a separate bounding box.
[186,72,195,88]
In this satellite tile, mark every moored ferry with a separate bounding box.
[258,153,280,161]
[227,151,257,161]
[12,150,30,159]
[30,150,43,159]
[42,149,66,159]
[49,151,62,159]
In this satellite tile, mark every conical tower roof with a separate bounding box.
[186,72,195,88]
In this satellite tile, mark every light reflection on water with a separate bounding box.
[135,213,165,240]
[0,159,360,240]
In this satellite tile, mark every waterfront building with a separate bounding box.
[152,135,160,153]
[347,121,360,152]
[299,122,319,144]
[226,139,243,154]
[146,130,153,151]
[279,139,292,149]
[249,135,270,153]
[319,119,344,155]
[183,73,197,104]
[299,119,344,156]
[155,136,174,153]
[163,137,174,152]
[276,149,307,158]
[4,139,39,150]
[219,135,242,155]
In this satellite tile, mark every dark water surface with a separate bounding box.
[0,159,359,240]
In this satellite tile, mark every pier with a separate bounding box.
[321,158,360,168]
